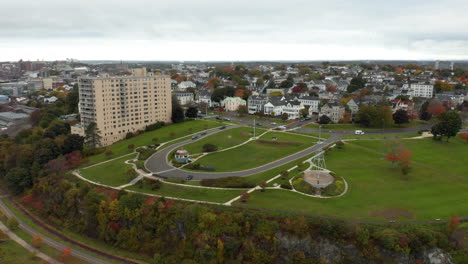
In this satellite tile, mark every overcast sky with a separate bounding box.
[1,0,468,61]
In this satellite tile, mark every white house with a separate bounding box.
[172,91,194,106]
[178,81,196,91]
[222,97,246,112]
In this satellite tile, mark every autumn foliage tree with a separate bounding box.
[448,215,460,234]
[427,102,445,116]
[31,234,43,248]
[385,141,412,172]
[458,132,468,143]
[61,247,71,260]
[240,192,250,203]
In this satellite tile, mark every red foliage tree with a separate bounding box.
[65,151,83,169]
[326,84,337,93]
[234,89,244,98]
[448,215,460,234]
[458,132,468,143]
[61,247,71,260]
[427,102,445,116]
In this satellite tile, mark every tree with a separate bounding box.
[240,192,250,203]
[6,217,19,230]
[427,102,445,116]
[237,105,248,116]
[43,122,70,138]
[6,168,32,194]
[299,108,308,118]
[458,132,468,143]
[185,106,198,118]
[259,181,266,192]
[32,234,43,248]
[61,247,71,261]
[128,144,135,149]
[318,115,331,124]
[62,134,84,154]
[326,84,337,93]
[347,75,366,93]
[434,81,453,92]
[393,110,409,126]
[171,95,185,123]
[339,112,352,124]
[85,122,101,149]
[448,215,460,234]
[431,111,462,142]
[281,113,289,120]
[105,150,114,157]
[198,102,208,114]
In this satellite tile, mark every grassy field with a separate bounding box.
[80,154,138,187]
[0,239,43,264]
[306,120,426,131]
[342,132,420,140]
[127,182,243,203]
[85,120,222,166]
[236,138,468,222]
[182,126,267,154]
[186,131,316,172]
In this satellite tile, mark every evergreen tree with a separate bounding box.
[85,122,102,148]
[171,96,185,123]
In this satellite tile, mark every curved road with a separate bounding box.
[146,125,341,180]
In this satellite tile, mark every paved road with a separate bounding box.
[0,197,112,264]
[292,122,433,135]
[146,128,341,180]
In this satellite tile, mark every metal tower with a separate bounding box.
[311,149,326,171]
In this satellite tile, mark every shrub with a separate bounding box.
[7,217,19,230]
[322,176,345,196]
[336,141,344,149]
[125,132,134,139]
[105,150,114,157]
[202,143,218,152]
[145,121,165,132]
[138,149,157,160]
[128,144,135,149]
[201,176,255,188]
[280,183,292,189]
[240,192,250,202]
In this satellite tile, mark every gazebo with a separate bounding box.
[303,169,334,189]
[174,149,190,163]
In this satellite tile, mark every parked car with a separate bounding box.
[305,117,311,120]
[277,125,287,130]
[270,122,277,125]
[256,122,263,126]
[224,117,231,121]
[354,130,365,135]
[220,126,226,129]
[186,175,193,181]
[191,134,199,140]
[215,116,222,120]
[201,132,207,136]
[300,118,306,122]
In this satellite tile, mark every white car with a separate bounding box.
[270,122,277,125]
[277,125,287,130]
[354,130,365,135]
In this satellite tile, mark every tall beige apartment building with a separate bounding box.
[74,68,172,146]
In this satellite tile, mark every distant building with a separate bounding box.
[177,81,196,91]
[172,91,194,106]
[75,67,172,146]
[404,82,434,98]
[435,61,454,71]
[297,96,320,113]
[319,102,345,123]
[222,97,246,112]
[174,149,190,163]
[346,99,359,114]
[247,95,268,114]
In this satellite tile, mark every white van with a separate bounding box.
[354,130,365,135]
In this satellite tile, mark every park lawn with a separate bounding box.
[0,239,43,264]
[235,140,468,222]
[352,137,468,176]
[182,126,267,154]
[306,120,426,131]
[187,132,316,172]
[342,132,420,140]
[126,183,243,203]
[85,120,221,166]
[80,154,138,187]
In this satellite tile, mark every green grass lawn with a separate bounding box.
[186,132,316,172]
[182,126,267,154]
[127,182,243,203]
[85,120,222,166]
[0,239,43,264]
[80,154,138,187]
[236,138,468,222]
[342,132,420,140]
[307,120,426,131]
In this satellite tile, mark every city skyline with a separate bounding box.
[2,0,468,61]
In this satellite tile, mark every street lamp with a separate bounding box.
[318,125,323,144]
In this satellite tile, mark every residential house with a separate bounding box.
[178,81,196,91]
[172,91,194,106]
[297,96,320,113]
[346,99,359,114]
[319,102,345,123]
[247,95,268,114]
[222,97,246,112]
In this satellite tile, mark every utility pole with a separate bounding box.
[253,116,256,138]
[318,125,322,144]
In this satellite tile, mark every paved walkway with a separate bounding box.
[0,220,61,264]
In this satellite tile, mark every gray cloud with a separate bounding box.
[1,0,467,60]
